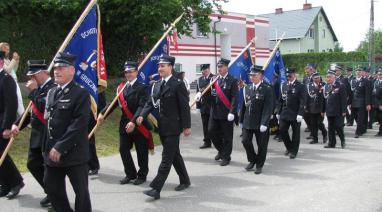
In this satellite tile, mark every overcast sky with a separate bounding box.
[220,0,381,52]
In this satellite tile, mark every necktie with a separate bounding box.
[160,80,166,92]
[54,87,62,100]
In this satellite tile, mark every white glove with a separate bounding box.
[227,113,235,121]
[239,123,243,128]
[195,109,200,113]
[276,114,280,120]
[195,92,202,102]
[260,125,267,132]
[296,115,303,123]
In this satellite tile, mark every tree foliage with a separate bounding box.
[0,0,223,77]
[356,30,382,55]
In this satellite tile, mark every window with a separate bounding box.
[307,49,314,53]
[196,25,208,38]
[174,63,182,73]
[322,29,326,38]
[322,50,326,53]
[319,16,323,22]
[308,28,314,39]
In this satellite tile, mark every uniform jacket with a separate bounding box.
[278,80,306,121]
[350,77,372,108]
[0,69,17,133]
[140,76,191,136]
[43,80,90,167]
[196,73,214,115]
[210,74,238,120]
[305,81,325,114]
[240,82,274,130]
[324,81,347,117]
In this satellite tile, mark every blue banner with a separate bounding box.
[138,37,169,85]
[229,47,253,84]
[64,5,99,112]
[263,49,286,98]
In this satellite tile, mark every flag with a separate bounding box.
[138,37,169,85]
[169,30,179,52]
[63,4,107,117]
[229,46,254,112]
[263,49,286,98]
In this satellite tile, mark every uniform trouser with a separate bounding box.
[201,113,211,145]
[0,137,23,189]
[208,118,234,161]
[28,147,45,192]
[88,135,100,171]
[368,108,375,128]
[241,128,269,168]
[279,119,301,155]
[120,132,149,180]
[304,113,311,130]
[376,108,382,134]
[354,107,367,135]
[310,113,328,142]
[348,106,357,125]
[327,116,345,147]
[44,163,91,212]
[150,135,190,191]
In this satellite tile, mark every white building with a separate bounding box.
[170,12,270,83]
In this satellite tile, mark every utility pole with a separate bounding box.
[368,0,375,70]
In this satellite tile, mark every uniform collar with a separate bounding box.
[127,78,137,86]
[253,81,262,90]
[288,79,296,85]
[219,73,228,79]
[40,77,52,89]
[57,81,71,90]
[163,74,172,83]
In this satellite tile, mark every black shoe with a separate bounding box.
[143,189,160,200]
[304,128,310,132]
[88,169,98,176]
[306,136,313,139]
[133,178,146,185]
[199,143,211,149]
[323,136,328,143]
[120,177,135,185]
[273,135,280,140]
[220,159,230,166]
[309,140,318,144]
[6,182,24,199]
[0,186,10,197]
[346,123,353,126]
[324,145,335,148]
[368,126,372,129]
[375,133,382,137]
[341,143,346,149]
[40,196,51,207]
[289,153,296,159]
[174,183,190,191]
[47,205,56,212]
[254,167,262,175]
[245,162,255,171]
[284,150,290,156]
[354,134,359,138]
[214,153,221,161]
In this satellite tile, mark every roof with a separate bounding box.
[259,6,338,42]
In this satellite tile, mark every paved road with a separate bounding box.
[1,111,382,212]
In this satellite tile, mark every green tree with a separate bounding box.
[356,30,382,54]
[0,0,223,76]
[333,42,344,52]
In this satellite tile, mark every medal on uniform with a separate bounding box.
[64,88,69,94]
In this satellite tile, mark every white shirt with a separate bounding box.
[127,78,137,87]
[253,81,262,90]
[40,77,52,89]
[163,75,172,83]
[288,78,296,85]
[219,73,228,79]
[57,81,71,90]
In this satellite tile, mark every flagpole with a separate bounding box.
[88,13,185,139]
[0,102,32,166]
[190,37,257,108]
[0,0,99,167]
[262,32,285,70]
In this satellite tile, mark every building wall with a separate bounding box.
[316,12,336,52]
[170,12,270,83]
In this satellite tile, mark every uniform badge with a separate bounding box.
[64,88,70,94]
[292,88,296,94]
[211,88,217,96]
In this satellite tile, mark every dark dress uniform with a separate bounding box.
[0,66,24,197]
[103,62,150,183]
[346,71,355,125]
[43,52,91,212]
[208,59,238,164]
[350,75,372,137]
[302,73,313,132]
[323,76,347,148]
[15,60,56,202]
[140,55,191,195]
[366,75,376,129]
[373,75,382,136]
[196,65,214,148]
[278,70,306,158]
[305,76,327,143]
[240,73,273,172]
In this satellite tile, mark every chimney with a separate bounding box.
[275,8,283,14]
[303,3,312,10]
